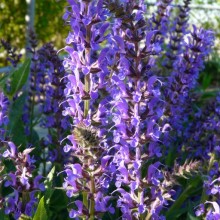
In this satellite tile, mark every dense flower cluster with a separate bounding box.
[0,40,22,67]
[62,0,114,218]
[189,94,220,218]
[0,0,218,219]
[164,0,191,70]
[35,43,69,163]
[0,91,44,219]
[60,0,216,219]
[0,91,8,210]
[2,142,45,219]
[105,0,173,218]
[163,26,215,156]
[23,33,69,164]
[22,30,38,137]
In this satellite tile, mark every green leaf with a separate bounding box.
[163,206,188,220]
[48,188,70,220]
[165,144,178,167]
[201,73,212,90]
[166,176,202,219]
[44,166,55,204]
[7,93,27,146]
[6,58,31,99]
[33,196,48,220]
[49,189,68,212]
[0,67,14,86]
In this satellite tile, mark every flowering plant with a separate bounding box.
[0,0,218,219]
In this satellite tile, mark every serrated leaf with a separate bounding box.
[6,58,31,99]
[33,196,48,220]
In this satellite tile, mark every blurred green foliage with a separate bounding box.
[0,0,220,90]
[0,0,68,66]
[35,0,68,47]
[199,54,220,90]
[0,0,27,49]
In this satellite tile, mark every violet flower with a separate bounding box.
[196,202,220,219]
[0,91,9,210]
[62,0,114,218]
[166,26,214,107]
[192,94,220,218]
[105,0,173,218]
[36,43,69,163]
[0,91,9,141]
[23,31,69,164]
[163,25,215,155]
[150,0,172,36]
[61,0,216,219]
[2,142,45,219]
[0,39,22,68]
[22,30,38,137]
[164,0,191,70]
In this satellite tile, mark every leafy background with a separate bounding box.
[1,0,220,86]
[0,0,220,219]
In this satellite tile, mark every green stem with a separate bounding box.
[84,73,90,117]
[83,190,88,208]
[83,2,94,219]
[22,192,30,213]
[89,176,95,220]
[82,195,88,220]
[82,185,88,220]
[29,55,37,143]
[43,146,46,177]
[29,87,35,142]
[84,1,91,118]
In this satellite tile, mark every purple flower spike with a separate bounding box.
[34,175,45,191]
[62,0,115,218]
[69,200,83,219]
[2,142,45,219]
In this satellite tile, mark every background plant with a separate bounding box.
[0,0,219,220]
